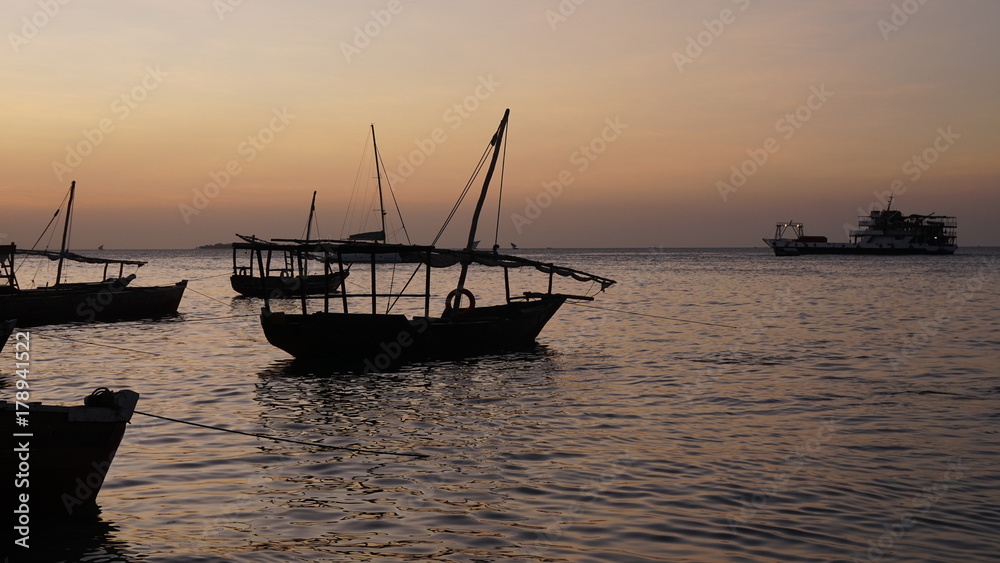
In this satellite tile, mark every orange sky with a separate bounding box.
[2,1,999,249]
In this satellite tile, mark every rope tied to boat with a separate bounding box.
[566,301,740,329]
[134,410,428,458]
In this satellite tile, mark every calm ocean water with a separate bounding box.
[5,247,1000,562]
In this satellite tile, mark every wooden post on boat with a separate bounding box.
[338,250,349,314]
[370,252,377,314]
[55,181,75,286]
[453,109,509,311]
[305,191,317,241]
[255,245,268,299]
[424,249,432,318]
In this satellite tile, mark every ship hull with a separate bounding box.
[764,239,956,256]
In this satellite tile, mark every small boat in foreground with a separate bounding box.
[3,388,139,520]
[0,182,186,327]
[258,110,616,369]
[763,196,957,256]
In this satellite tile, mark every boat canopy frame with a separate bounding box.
[8,246,147,288]
[1,245,17,290]
[251,239,616,318]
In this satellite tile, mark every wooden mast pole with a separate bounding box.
[465,109,509,252]
[55,180,75,286]
[452,109,509,310]
[299,190,317,297]
[305,190,317,241]
[372,124,387,242]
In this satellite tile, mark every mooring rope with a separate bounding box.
[134,410,428,458]
[185,272,232,282]
[39,332,162,355]
[184,285,236,308]
[567,301,740,329]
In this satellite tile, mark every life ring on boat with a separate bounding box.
[444,287,476,316]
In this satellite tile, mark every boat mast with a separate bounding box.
[451,109,509,311]
[465,108,509,252]
[305,190,317,241]
[55,180,75,286]
[372,124,387,243]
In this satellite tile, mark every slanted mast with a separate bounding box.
[55,180,76,285]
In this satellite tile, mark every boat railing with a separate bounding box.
[253,241,615,319]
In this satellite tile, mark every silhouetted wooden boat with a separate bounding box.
[233,123,417,297]
[3,388,138,521]
[231,233,348,298]
[259,110,616,368]
[0,182,186,327]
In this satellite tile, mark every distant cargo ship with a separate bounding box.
[763,196,956,256]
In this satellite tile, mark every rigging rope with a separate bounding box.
[18,188,71,282]
[432,143,493,246]
[377,147,411,244]
[24,194,66,253]
[493,119,508,250]
[386,264,423,314]
[341,131,373,239]
[134,410,428,458]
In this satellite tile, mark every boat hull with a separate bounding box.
[763,239,956,256]
[0,319,14,352]
[259,294,569,367]
[3,389,138,518]
[0,280,187,327]
[231,273,345,298]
